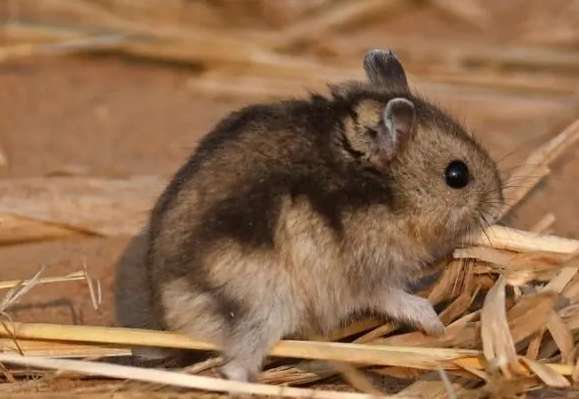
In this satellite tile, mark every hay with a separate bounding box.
[0,353,390,399]
[2,224,579,395]
[3,218,577,396]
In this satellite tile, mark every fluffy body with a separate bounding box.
[145,52,503,381]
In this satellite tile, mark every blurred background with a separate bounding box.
[0,1,578,326]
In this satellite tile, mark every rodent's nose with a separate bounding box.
[486,206,502,225]
[480,190,505,225]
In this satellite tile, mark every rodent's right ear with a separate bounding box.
[380,98,416,159]
[363,49,409,92]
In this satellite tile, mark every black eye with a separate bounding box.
[445,160,470,189]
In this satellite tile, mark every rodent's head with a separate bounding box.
[333,49,504,247]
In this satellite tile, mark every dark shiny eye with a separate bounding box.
[445,160,470,189]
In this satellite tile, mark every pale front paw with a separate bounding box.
[412,297,445,337]
[419,313,446,337]
[381,289,446,337]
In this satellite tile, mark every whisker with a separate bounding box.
[500,182,546,189]
[500,184,539,190]
[494,148,527,165]
[500,174,543,184]
[477,211,493,246]
[493,133,558,165]
[503,173,548,180]
[497,162,549,173]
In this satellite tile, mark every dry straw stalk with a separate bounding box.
[0,353,392,399]
[467,225,579,254]
[0,271,86,290]
[0,321,574,376]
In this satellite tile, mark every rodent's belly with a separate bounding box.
[280,215,433,334]
[284,254,396,335]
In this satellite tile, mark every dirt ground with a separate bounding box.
[1,1,578,330]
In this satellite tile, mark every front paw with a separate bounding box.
[411,297,445,337]
[419,312,445,337]
[381,290,446,337]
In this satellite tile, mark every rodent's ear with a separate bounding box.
[363,49,409,92]
[379,98,416,161]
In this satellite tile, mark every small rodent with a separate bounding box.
[144,49,504,381]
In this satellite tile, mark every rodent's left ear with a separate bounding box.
[379,98,416,161]
[363,49,409,92]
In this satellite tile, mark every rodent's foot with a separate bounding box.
[221,362,256,382]
[379,289,446,338]
[402,294,445,337]
[417,309,446,337]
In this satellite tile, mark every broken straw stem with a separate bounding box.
[470,225,579,254]
[0,321,573,376]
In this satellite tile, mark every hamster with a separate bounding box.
[144,49,504,381]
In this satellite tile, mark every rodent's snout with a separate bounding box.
[478,182,505,225]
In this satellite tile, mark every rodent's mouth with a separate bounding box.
[478,187,506,226]
[445,215,484,250]
[485,208,502,225]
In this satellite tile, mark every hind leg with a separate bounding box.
[220,317,283,382]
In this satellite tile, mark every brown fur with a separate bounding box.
[143,50,504,381]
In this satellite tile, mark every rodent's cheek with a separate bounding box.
[478,192,504,224]
[448,203,475,227]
